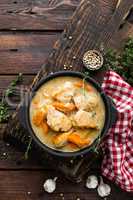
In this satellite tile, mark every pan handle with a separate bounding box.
[107,96,118,128]
[19,103,27,129]
[18,92,30,129]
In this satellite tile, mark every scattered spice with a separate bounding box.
[63,64,67,70]
[27,191,31,195]
[63,64,73,70]
[2,152,7,156]
[68,36,73,40]
[73,56,76,60]
[70,159,74,164]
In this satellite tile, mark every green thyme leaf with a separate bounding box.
[0,102,9,122]
[104,37,133,85]
[0,73,23,123]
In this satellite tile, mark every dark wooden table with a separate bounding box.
[0,0,133,199]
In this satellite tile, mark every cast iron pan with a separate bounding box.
[19,71,118,157]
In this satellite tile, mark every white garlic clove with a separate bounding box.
[86,175,98,189]
[97,176,111,197]
[43,177,58,193]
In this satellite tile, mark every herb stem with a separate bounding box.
[24,137,32,160]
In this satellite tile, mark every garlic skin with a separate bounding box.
[97,176,111,197]
[43,177,58,193]
[86,175,98,189]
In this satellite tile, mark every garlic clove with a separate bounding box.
[86,175,98,189]
[97,176,111,197]
[43,177,58,193]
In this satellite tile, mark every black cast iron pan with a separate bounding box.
[19,71,118,157]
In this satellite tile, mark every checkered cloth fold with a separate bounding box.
[101,70,133,192]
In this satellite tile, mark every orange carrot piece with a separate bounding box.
[68,133,91,148]
[41,120,49,134]
[74,81,83,88]
[85,84,93,92]
[52,101,76,113]
[53,132,70,148]
[32,111,45,126]
[74,81,93,92]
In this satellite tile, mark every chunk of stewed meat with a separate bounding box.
[47,106,72,132]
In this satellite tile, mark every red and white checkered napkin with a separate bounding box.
[101,70,133,192]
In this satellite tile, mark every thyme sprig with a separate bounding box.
[0,102,10,122]
[0,73,23,123]
[104,38,133,85]
[5,73,23,97]
[24,137,32,160]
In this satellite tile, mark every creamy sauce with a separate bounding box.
[30,76,105,152]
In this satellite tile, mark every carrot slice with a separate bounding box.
[53,132,70,148]
[74,81,83,88]
[52,101,76,113]
[41,120,49,134]
[32,111,45,126]
[74,81,93,92]
[68,133,91,148]
[85,84,93,92]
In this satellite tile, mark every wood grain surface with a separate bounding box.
[0,0,133,199]
[0,0,121,31]
[0,33,59,74]
[0,170,133,200]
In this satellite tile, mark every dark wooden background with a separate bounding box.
[0,0,133,199]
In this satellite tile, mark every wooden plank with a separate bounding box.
[0,0,79,31]
[0,0,119,31]
[0,33,59,74]
[0,0,131,32]
[0,170,132,200]
[0,22,132,75]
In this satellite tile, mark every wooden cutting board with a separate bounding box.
[3,0,133,182]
